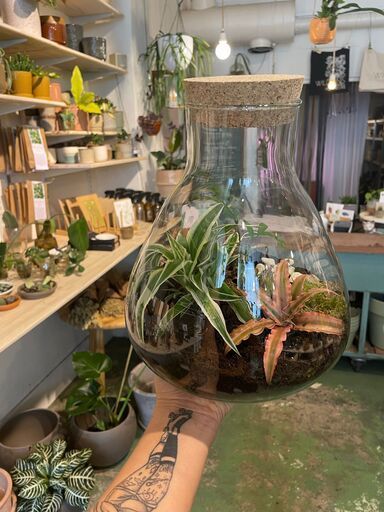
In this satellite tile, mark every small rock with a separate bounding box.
[261,257,276,267]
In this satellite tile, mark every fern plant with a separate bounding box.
[11,439,95,512]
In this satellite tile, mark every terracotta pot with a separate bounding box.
[309,17,336,45]
[0,296,21,312]
[41,15,66,45]
[70,403,137,468]
[1,0,41,37]
[69,105,88,131]
[128,363,156,429]
[0,469,16,512]
[156,169,185,198]
[32,75,50,100]
[138,114,162,136]
[11,71,32,98]
[0,409,60,471]
[49,81,62,102]
[88,113,103,132]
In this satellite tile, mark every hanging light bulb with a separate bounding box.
[215,0,231,61]
[327,71,337,91]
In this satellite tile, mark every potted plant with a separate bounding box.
[128,362,156,429]
[0,50,11,94]
[8,53,35,98]
[310,1,384,44]
[138,112,162,137]
[115,128,131,159]
[66,349,137,467]
[151,127,186,197]
[0,295,21,312]
[88,133,108,162]
[365,189,383,215]
[18,276,57,299]
[11,439,95,511]
[0,409,60,471]
[96,97,117,133]
[0,469,16,512]
[56,145,80,163]
[79,145,95,164]
[32,66,60,101]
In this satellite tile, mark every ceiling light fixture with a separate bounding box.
[215,0,231,60]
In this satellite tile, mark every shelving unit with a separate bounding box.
[47,157,147,177]
[45,131,119,144]
[0,23,126,79]
[55,0,123,24]
[0,94,66,115]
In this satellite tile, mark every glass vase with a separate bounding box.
[126,75,350,402]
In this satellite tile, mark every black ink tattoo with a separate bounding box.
[101,408,193,512]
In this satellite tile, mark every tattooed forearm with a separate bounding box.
[100,408,193,512]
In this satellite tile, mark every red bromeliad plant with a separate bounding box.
[229,260,344,384]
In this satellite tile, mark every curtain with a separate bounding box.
[295,83,370,208]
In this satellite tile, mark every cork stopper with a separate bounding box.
[184,74,304,127]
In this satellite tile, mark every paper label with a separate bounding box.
[27,128,49,171]
[114,198,135,227]
[32,181,47,221]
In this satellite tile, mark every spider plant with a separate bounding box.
[316,1,384,30]
[133,203,346,384]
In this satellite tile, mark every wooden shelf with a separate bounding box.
[330,232,384,254]
[0,93,65,115]
[359,211,384,226]
[54,0,122,23]
[47,157,146,177]
[46,131,119,144]
[0,222,151,354]
[0,22,126,79]
[366,136,383,141]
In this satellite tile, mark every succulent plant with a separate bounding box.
[11,439,95,512]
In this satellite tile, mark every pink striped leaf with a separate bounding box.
[293,312,344,336]
[263,326,291,384]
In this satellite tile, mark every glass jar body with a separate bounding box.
[126,105,349,402]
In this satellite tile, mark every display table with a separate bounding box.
[0,222,151,355]
[330,232,384,369]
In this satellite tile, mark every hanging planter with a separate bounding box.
[157,34,194,72]
[138,112,162,136]
[309,17,336,45]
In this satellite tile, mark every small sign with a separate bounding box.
[114,198,135,228]
[31,181,48,221]
[27,128,49,171]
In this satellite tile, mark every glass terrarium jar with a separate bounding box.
[126,75,350,402]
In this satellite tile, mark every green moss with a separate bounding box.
[302,279,347,319]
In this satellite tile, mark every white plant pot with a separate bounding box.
[1,0,42,37]
[56,147,79,164]
[345,307,361,350]
[369,295,384,350]
[92,144,109,162]
[47,147,56,164]
[115,142,131,160]
[79,148,94,164]
[128,362,156,429]
[157,34,193,72]
[102,112,117,132]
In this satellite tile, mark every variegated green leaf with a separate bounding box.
[145,243,173,261]
[18,478,48,500]
[67,466,95,492]
[49,479,66,492]
[14,459,35,472]
[16,498,32,512]
[29,496,44,512]
[50,439,67,465]
[41,492,63,512]
[11,468,35,487]
[51,459,68,480]
[166,233,188,261]
[157,294,194,335]
[34,444,53,464]
[35,461,50,479]
[63,449,92,474]
[64,487,89,508]
[135,259,186,338]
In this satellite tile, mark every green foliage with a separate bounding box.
[66,350,133,431]
[2,210,19,230]
[339,195,357,205]
[151,128,186,170]
[71,66,101,114]
[142,32,211,114]
[11,439,95,512]
[302,279,347,319]
[365,189,383,203]
[88,133,104,146]
[8,53,35,72]
[316,1,384,29]
[95,97,116,114]
[68,218,89,253]
[0,242,6,276]
[32,65,60,79]
[117,128,129,142]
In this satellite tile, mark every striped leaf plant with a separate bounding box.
[11,439,95,512]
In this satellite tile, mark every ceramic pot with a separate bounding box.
[56,147,79,164]
[32,75,50,100]
[18,281,57,299]
[366,200,377,215]
[138,114,162,136]
[115,142,131,160]
[11,71,32,98]
[115,111,124,131]
[40,107,57,132]
[1,0,41,37]
[68,105,88,131]
[102,112,117,132]
[92,144,108,162]
[81,37,107,61]
[156,169,184,198]
[79,148,94,164]
[58,110,76,131]
[309,17,336,45]
[128,363,156,429]
[369,295,384,350]
[47,147,56,164]
[70,403,137,468]
[41,15,66,45]
[0,469,16,512]
[88,113,103,132]
[65,23,83,51]
[49,82,62,102]
[0,409,60,471]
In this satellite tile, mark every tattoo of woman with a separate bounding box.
[100,408,193,512]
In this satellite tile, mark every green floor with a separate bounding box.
[82,339,384,512]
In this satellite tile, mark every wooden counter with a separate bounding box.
[330,232,384,254]
[0,222,151,354]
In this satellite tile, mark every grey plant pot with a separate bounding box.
[128,363,156,430]
[81,37,107,61]
[0,409,60,471]
[65,24,83,51]
[70,403,137,468]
